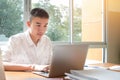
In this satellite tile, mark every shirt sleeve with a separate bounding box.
[2,36,16,62]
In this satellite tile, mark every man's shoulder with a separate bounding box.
[9,32,25,41]
[42,35,51,41]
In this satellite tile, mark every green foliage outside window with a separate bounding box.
[0,0,23,41]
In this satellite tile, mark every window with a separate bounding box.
[0,0,106,64]
[81,0,104,42]
[0,0,24,42]
[86,48,104,64]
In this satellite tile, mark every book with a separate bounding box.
[109,65,120,71]
[65,72,97,80]
[70,69,120,80]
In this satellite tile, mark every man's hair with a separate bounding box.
[29,8,49,21]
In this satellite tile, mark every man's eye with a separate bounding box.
[36,25,40,27]
[44,25,47,27]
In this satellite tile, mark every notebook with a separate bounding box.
[69,69,120,80]
[33,44,88,78]
[0,48,6,80]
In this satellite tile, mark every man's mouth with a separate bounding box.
[37,33,43,36]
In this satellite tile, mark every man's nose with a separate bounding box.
[38,27,44,32]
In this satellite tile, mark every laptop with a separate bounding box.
[0,48,6,80]
[33,44,88,78]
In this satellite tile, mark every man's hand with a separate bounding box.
[33,65,50,72]
[42,65,50,72]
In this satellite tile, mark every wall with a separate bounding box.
[106,0,120,64]
[82,0,103,62]
[82,0,120,63]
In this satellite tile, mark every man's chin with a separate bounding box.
[37,35,43,40]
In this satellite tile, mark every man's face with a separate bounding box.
[27,17,48,40]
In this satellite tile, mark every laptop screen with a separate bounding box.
[49,44,88,77]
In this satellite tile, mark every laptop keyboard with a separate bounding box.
[33,71,49,77]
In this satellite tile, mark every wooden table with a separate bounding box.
[88,63,118,67]
[5,71,64,80]
[5,71,42,80]
[5,63,119,80]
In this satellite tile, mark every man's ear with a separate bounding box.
[26,21,31,28]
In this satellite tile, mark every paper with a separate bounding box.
[65,73,97,80]
[84,66,109,70]
[70,69,120,80]
[109,65,120,71]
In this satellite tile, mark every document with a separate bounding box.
[70,69,120,80]
[109,65,120,71]
[65,72,97,80]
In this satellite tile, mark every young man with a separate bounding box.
[2,8,52,72]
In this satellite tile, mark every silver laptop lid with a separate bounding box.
[0,48,6,80]
[49,44,88,77]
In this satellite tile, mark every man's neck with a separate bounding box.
[32,38,39,46]
[30,34,40,46]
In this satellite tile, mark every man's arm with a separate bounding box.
[3,62,34,71]
[3,62,50,72]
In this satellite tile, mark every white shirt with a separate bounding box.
[2,30,53,65]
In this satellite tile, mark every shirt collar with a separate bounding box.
[25,30,35,46]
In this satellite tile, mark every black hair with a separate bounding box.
[30,8,49,21]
